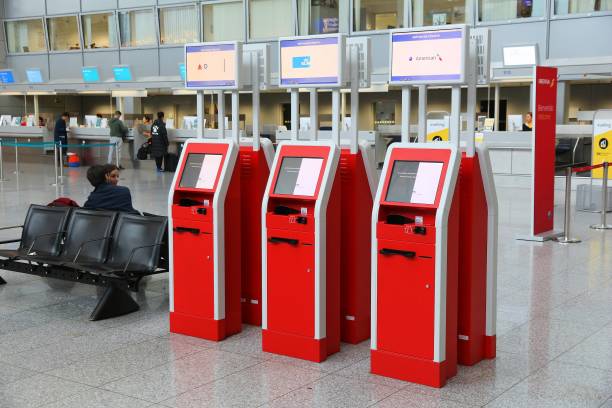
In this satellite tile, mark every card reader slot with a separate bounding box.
[269,236,299,246]
[379,248,416,258]
[173,227,201,235]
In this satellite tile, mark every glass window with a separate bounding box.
[249,0,293,40]
[82,13,117,49]
[4,19,46,53]
[354,0,404,32]
[203,1,244,42]
[119,8,156,47]
[479,0,545,21]
[298,0,341,35]
[159,5,199,45]
[47,16,80,51]
[412,0,465,26]
[554,0,612,15]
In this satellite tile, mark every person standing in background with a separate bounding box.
[108,110,128,169]
[522,112,533,131]
[53,112,69,166]
[150,112,169,172]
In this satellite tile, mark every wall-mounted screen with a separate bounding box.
[279,35,343,88]
[82,66,100,82]
[386,161,444,205]
[0,70,15,84]
[390,28,466,85]
[502,45,537,67]
[274,157,324,197]
[112,65,132,81]
[179,153,223,189]
[184,42,240,89]
[26,68,44,83]
[179,63,186,81]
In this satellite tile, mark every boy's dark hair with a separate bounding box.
[86,165,106,187]
[157,111,164,119]
[115,110,122,117]
[103,164,119,175]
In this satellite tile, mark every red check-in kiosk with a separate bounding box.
[169,139,241,341]
[262,141,341,362]
[371,143,460,388]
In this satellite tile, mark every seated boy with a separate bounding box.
[84,164,137,213]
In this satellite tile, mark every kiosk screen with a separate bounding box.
[179,153,223,189]
[274,157,324,197]
[386,161,444,204]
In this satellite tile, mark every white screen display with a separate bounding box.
[391,29,465,84]
[274,157,324,197]
[280,36,341,87]
[386,161,444,205]
[179,153,222,189]
[185,43,237,88]
[502,45,537,67]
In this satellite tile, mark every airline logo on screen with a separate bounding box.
[292,56,311,69]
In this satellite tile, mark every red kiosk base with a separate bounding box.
[371,351,454,388]
[339,146,373,344]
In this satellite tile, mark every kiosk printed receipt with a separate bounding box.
[274,157,324,197]
[386,161,443,204]
[179,154,222,189]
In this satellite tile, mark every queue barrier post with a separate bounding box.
[556,166,581,244]
[59,141,64,179]
[51,142,60,186]
[115,142,119,167]
[590,161,612,230]
[0,139,7,182]
[13,137,19,175]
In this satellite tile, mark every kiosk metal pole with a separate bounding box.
[450,86,461,150]
[196,90,204,138]
[291,89,299,141]
[14,138,19,174]
[350,45,359,154]
[591,162,612,230]
[466,37,478,158]
[418,85,427,143]
[556,167,581,244]
[332,89,340,147]
[231,91,240,144]
[251,52,261,151]
[401,87,411,143]
[218,91,226,139]
[310,89,318,141]
[0,139,6,182]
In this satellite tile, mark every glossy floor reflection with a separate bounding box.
[0,161,611,407]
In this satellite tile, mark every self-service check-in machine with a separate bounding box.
[371,143,460,388]
[262,34,345,362]
[169,42,244,340]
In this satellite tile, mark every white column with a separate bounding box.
[252,52,261,151]
[231,91,239,144]
[291,89,299,141]
[218,91,225,139]
[450,86,461,149]
[332,89,340,146]
[310,89,318,141]
[401,86,411,143]
[418,85,427,143]
[494,84,500,131]
[196,91,204,138]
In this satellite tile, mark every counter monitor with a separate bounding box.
[113,65,133,81]
[82,67,100,82]
[26,69,44,83]
[279,36,343,87]
[390,28,466,85]
[185,43,239,89]
[386,161,444,205]
[0,70,15,84]
[274,157,324,197]
[179,153,223,190]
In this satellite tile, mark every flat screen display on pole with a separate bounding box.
[390,27,466,85]
[385,161,444,205]
[279,35,344,88]
[274,157,324,197]
[184,42,240,89]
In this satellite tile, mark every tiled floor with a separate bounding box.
[0,159,611,407]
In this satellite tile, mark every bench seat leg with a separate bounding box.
[90,285,140,321]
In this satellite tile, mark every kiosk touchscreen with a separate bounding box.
[371,143,460,388]
[169,139,242,341]
[262,141,341,362]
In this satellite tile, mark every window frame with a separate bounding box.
[350,0,409,34]
[201,0,246,43]
[117,6,159,49]
[80,10,120,52]
[246,0,297,42]
[46,13,83,53]
[3,17,49,55]
[158,2,201,48]
[551,0,612,20]
[475,0,548,26]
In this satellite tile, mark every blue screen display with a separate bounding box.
[0,70,15,84]
[82,67,100,82]
[113,66,132,81]
[179,63,186,80]
[26,69,43,83]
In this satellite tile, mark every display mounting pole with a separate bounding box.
[218,91,225,139]
[466,37,477,157]
[290,89,299,141]
[196,90,204,139]
[231,91,239,144]
[418,85,427,143]
[251,51,261,151]
[332,89,340,147]
[401,86,411,143]
[350,45,359,154]
[310,89,318,141]
[450,86,461,150]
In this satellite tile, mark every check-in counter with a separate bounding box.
[0,126,53,156]
[69,127,135,165]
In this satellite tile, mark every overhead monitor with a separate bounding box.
[26,68,44,83]
[179,63,186,81]
[112,65,133,81]
[0,70,15,84]
[502,45,538,67]
[274,157,324,197]
[390,27,466,85]
[179,153,223,189]
[82,66,100,82]
[279,35,344,88]
[386,161,444,205]
[184,42,240,89]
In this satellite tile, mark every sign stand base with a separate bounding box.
[516,230,563,242]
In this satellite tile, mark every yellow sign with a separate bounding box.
[593,120,612,179]
[426,117,449,142]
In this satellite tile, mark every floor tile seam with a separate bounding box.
[363,388,405,408]
[91,384,174,406]
[599,397,612,408]
[0,361,39,383]
[551,335,612,375]
[480,362,551,407]
[253,371,336,408]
